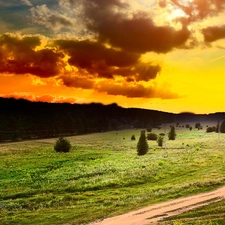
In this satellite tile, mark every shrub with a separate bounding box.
[137,130,149,156]
[189,126,192,131]
[220,120,225,133]
[147,133,158,140]
[157,136,164,147]
[146,127,152,132]
[168,126,176,140]
[185,124,190,128]
[54,137,71,153]
[195,122,201,129]
[206,126,216,133]
[131,135,136,140]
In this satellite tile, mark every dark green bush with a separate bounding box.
[131,135,136,140]
[168,126,176,140]
[137,130,148,156]
[157,136,164,147]
[220,121,225,133]
[206,126,216,133]
[146,127,152,132]
[54,137,71,153]
[147,133,158,140]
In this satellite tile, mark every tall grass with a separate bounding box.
[1,127,225,224]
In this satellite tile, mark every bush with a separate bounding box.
[146,127,152,132]
[168,126,176,140]
[185,124,190,128]
[195,122,201,129]
[220,120,225,133]
[206,126,216,133]
[137,130,149,156]
[54,137,72,153]
[147,133,158,140]
[157,136,164,147]
[131,135,136,140]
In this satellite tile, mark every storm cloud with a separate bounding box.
[0,34,64,77]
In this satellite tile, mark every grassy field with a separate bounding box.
[1,123,225,225]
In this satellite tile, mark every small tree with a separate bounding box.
[168,126,176,140]
[131,134,136,140]
[137,130,149,156]
[54,137,71,153]
[157,136,163,147]
[220,120,225,133]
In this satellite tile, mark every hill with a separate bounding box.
[0,97,224,141]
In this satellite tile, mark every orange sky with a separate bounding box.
[1,0,225,114]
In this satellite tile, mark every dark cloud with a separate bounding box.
[202,25,225,42]
[96,81,179,99]
[56,39,161,81]
[0,34,64,77]
[79,0,190,53]
[60,75,95,89]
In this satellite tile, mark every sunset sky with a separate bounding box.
[1,0,225,114]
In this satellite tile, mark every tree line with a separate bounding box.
[1,97,225,142]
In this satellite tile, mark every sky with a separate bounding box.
[0,0,225,114]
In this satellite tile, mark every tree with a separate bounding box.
[168,126,176,140]
[137,130,149,156]
[220,120,225,133]
[157,136,163,147]
[131,134,136,140]
[54,137,72,153]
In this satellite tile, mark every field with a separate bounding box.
[1,123,225,225]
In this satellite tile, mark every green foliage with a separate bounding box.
[157,136,164,147]
[54,137,72,153]
[146,127,152,132]
[147,132,158,140]
[219,120,225,133]
[137,130,149,155]
[195,122,201,129]
[131,134,136,140]
[2,128,225,225]
[206,126,216,133]
[168,126,176,140]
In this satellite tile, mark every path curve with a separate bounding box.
[89,186,225,225]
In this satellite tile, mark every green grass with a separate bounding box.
[159,199,225,225]
[1,126,225,225]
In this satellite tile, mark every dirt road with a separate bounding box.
[89,186,225,225]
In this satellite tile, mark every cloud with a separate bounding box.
[56,39,161,81]
[79,0,190,53]
[0,93,78,103]
[169,0,225,22]
[30,4,73,31]
[60,75,95,89]
[0,34,65,77]
[21,0,32,6]
[95,80,179,99]
[202,25,225,43]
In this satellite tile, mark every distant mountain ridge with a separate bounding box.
[0,97,224,142]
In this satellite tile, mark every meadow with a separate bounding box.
[1,123,225,225]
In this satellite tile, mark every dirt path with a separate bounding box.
[89,186,225,225]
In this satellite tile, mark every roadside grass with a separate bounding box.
[1,126,225,225]
[159,199,225,225]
